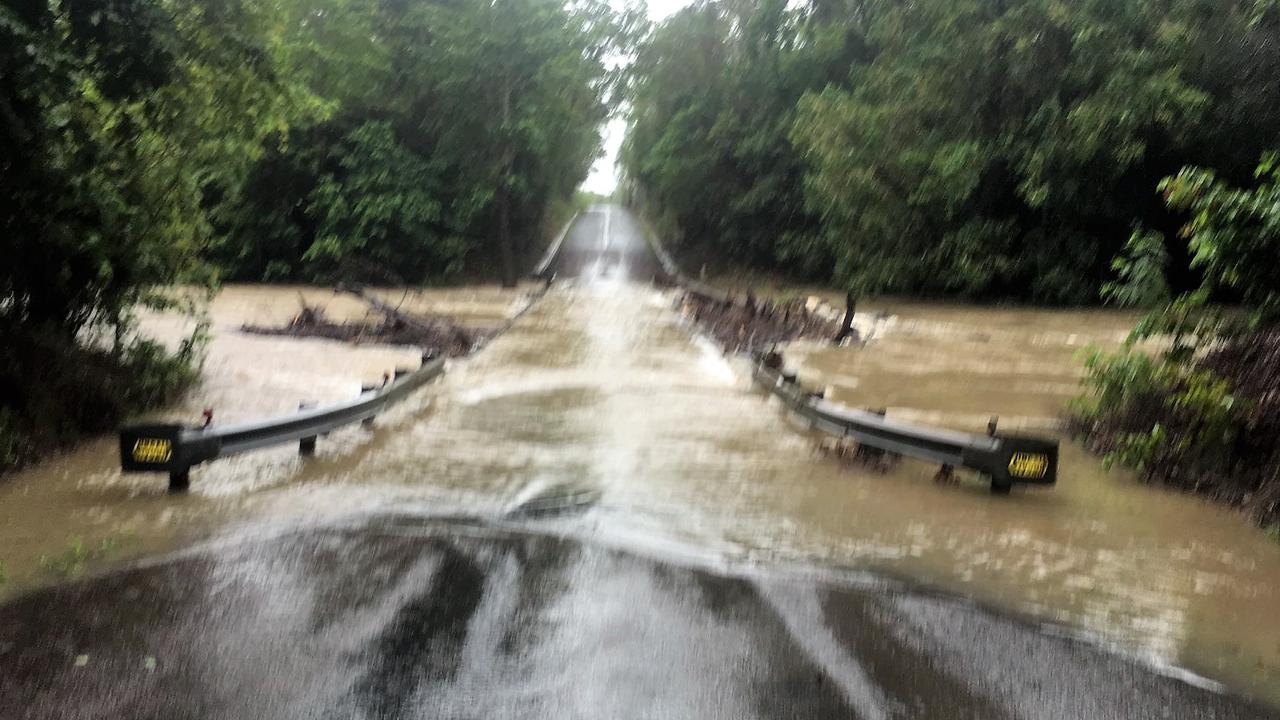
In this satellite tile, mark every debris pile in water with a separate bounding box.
[241,290,490,357]
[679,288,848,354]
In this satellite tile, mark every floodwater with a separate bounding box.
[1,206,1278,710]
[0,284,533,593]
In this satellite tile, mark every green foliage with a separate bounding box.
[1103,230,1171,309]
[0,321,202,473]
[791,0,1277,301]
[118,336,202,411]
[621,0,853,278]
[625,0,1280,302]
[1078,157,1280,525]
[304,121,467,283]
[214,0,624,286]
[2,0,310,336]
[1076,347,1244,474]
[1158,156,1280,320]
[2,0,304,465]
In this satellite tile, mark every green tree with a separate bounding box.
[792,0,1280,302]
[622,0,867,278]
[214,0,622,287]
[1076,153,1280,524]
[1,0,313,469]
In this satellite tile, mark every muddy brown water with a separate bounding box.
[1,207,1278,709]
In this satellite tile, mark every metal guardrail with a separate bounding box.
[532,212,581,279]
[637,216,736,304]
[120,353,446,491]
[631,212,1061,493]
[753,357,1057,493]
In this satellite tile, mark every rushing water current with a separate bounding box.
[1,207,1278,709]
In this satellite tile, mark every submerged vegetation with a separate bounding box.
[1075,158,1280,527]
[1,0,628,472]
[38,532,137,581]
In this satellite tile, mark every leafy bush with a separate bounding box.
[1078,154,1280,525]
[1075,349,1245,477]
[0,325,202,474]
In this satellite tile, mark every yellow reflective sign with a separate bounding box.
[1008,452,1049,479]
[132,438,173,464]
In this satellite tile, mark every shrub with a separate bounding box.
[1075,332,1279,525]
[0,325,204,475]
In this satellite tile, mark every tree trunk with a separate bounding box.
[835,291,856,343]
[497,75,517,288]
[498,185,516,288]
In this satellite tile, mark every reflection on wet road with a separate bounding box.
[2,521,1267,720]
[2,206,1279,716]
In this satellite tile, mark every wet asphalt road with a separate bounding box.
[547,205,669,282]
[1,206,1275,719]
[0,520,1272,720]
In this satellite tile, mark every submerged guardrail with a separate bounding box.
[120,353,446,492]
[754,354,1057,493]
[532,212,582,280]
[632,212,1061,493]
[635,214,737,305]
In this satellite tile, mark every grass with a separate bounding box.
[38,531,137,580]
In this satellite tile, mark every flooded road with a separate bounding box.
[2,206,1279,715]
[0,284,532,593]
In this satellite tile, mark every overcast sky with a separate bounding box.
[581,0,691,195]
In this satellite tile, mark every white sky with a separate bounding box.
[581,0,692,195]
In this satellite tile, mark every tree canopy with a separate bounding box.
[214,0,628,287]
[623,0,1280,303]
[2,0,625,346]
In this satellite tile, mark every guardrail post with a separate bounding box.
[169,468,190,493]
[985,417,1014,493]
[299,402,317,456]
[360,384,379,427]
